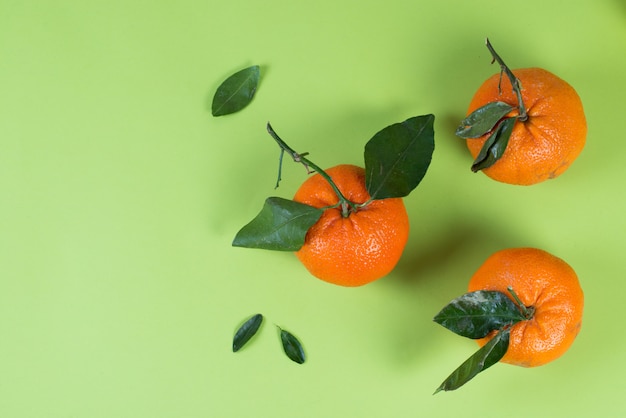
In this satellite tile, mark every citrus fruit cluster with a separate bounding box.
[227,38,586,391]
[432,39,585,392]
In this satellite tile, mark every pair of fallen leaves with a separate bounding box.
[233,313,306,365]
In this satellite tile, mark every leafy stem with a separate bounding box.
[233,116,434,252]
[267,122,359,217]
[485,38,528,122]
[433,288,534,393]
[456,41,527,172]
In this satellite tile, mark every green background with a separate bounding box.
[1,0,625,416]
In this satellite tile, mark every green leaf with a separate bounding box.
[211,65,260,116]
[471,116,516,172]
[433,290,525,339]
[279,328,306,364]
[456,101,514,139]
[364,114,435,200]
[232,313,263,352]
[232,197,323,251]
[434,328,510,394]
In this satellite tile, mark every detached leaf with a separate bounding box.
[233,313,263,352]
[364,114,435,200]
[434,328,510,394]
[279,328,306,364]
[212,65,260,116]
[433,290,524,339]
[456,101,514,139]
[232,197,323,251]
[471,116,516,172]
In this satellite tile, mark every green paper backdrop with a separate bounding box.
[2,1,625,417]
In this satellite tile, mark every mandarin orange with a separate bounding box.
[465,68,587,185]
[467,248,584,367]
[292,164,409,287]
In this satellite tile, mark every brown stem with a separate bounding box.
[485,38,528,122]
[266,122,357,217]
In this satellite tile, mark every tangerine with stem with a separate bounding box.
[462,39,587,185]
[467,248,584,367]
[293,164,409,287]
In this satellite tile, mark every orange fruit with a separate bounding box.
[467,248,584,367]
[465,68,587,185]
[292,164,409,287]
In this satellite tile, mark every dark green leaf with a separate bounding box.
[456,101,514,139]
[280,328,306,364]
[211,65,260,116]
[434,328,510,394]
[232,313,263,352]
[364,114,435,200]
[232,197,323,251]
[471,116,516,172]
[433,290,525,339]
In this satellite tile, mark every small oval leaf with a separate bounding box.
[456,101,514,139]
[280,328,306,364]
[233,313,263,352]
[232,197,324,251]
[433,290,525,339]
[212,65,260,116]
[434,328,510,394]
[364,114,435,200]
[471,116,516,172]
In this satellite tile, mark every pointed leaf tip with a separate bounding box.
[434,328,510,393]
[433,290,525,339]
[212,65,260,116]
[456,101,514,139]
[232,197,323,251]
[471,116,516,172]
[364,114,435,200]
[280,328,306,364]
[233,313,264,352]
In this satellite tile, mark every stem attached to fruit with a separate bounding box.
[507,286,535,320]
[485,38,528,122]
[266,122,357,217]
